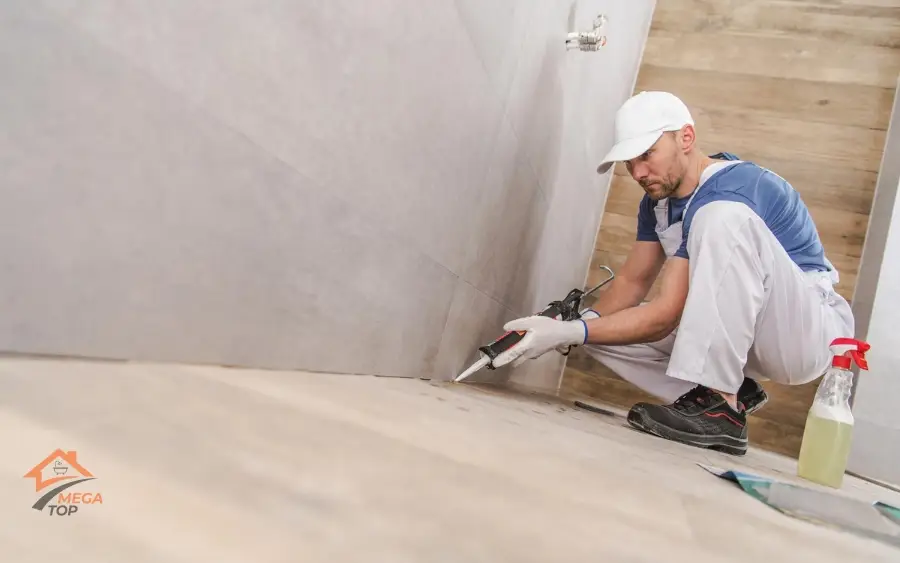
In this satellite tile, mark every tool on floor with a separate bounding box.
[454,266,615,383]
[573,400,619,418]
[797,337,871,489]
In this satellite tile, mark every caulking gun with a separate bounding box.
[454,266,615,383]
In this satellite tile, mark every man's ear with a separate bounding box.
[679,125,697,153]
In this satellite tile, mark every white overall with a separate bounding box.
[583,162,855,400]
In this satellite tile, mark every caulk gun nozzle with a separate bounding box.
[453,357,490,383]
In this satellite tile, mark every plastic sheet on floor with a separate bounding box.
[699,464,900,548]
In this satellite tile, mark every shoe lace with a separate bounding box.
[672,386,715,412]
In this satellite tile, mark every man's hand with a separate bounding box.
[492,316,588,368]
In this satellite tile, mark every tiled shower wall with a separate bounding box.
[0,1,654,391]
[848,79,900,485]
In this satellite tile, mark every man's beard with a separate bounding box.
[641,177,681,200]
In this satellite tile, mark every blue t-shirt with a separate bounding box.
[636,156,830,273]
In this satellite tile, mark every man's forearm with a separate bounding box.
[584,300,678,346]
[591,277,652,317]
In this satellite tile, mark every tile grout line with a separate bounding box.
[457,277,517,318]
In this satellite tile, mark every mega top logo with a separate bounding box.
[23,449,103,516]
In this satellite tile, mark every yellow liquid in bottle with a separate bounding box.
[797,410,854,489]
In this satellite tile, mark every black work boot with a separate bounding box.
[738,377,768,416]
[627,386,748,456]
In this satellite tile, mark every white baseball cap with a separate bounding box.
[596,91,695,174]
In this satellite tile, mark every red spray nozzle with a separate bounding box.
[851,350,869,370]
[829,337,870,370]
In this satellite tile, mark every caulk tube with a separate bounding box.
[453,355,490,383]
[477,299,573,365]
[456,303,592,383]
[454,318,544,382]
[454,316,553,383]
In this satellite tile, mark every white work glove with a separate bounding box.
[492,315,589,368]
[579,309,600,321]
[555,308,600,355]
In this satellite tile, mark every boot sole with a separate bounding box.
[627,409,748,456]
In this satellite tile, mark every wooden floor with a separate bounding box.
[2,358,900,561]
[567,0,900,458]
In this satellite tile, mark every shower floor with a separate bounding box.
[2,357,898,562]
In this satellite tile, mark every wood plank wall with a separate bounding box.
[560,0,900,457]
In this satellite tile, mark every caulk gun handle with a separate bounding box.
[478,302,565,365]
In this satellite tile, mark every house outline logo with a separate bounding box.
[24,449,93,491]
[23,449,103,515]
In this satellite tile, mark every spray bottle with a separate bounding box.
[797,337,871,488]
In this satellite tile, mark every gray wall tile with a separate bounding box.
[502,0,570,199]
[0,2,457,377]
[453,0,530,104]
[40,0,506,276]
[1,0,656,389]
[510,352,569,395]
[460,119,548,311]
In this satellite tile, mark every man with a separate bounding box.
[493,91,854,456]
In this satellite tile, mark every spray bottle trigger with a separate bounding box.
[850,350,869,370]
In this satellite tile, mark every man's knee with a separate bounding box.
[690,201,756,236]
[687,201,759,254]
